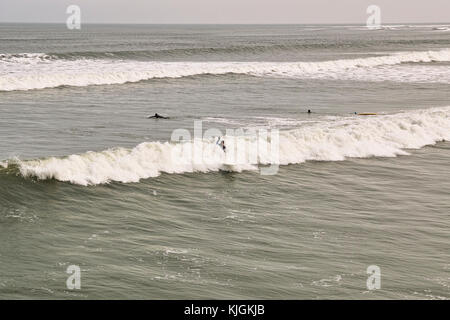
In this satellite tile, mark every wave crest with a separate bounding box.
[1,49,450,91]
[9,107,450,186]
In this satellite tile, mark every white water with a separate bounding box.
[15,107,450,186]
[1,49,450,91]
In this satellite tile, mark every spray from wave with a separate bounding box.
[1,49,450,91]
[3,107,449,186]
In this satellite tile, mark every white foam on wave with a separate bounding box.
[15,107,450,186]
[0,53,55,64]
[203,116,318,129]
[1,49,450,91]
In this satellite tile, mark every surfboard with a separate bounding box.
[358,113,378,116]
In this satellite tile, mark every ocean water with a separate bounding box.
[0,23,449,299]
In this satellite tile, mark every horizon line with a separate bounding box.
[1,21,449,25]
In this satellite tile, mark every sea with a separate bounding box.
[0,23,449,299]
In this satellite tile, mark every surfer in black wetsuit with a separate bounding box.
[308,109,311,114]
[148,113,169,119]
[216,137,226,152]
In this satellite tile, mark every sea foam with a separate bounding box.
[1,49,450,91]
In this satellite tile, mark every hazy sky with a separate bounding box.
[0,0,449,24]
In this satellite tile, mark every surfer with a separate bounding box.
[216,137,226,152]
[148,113,169,119]
[307,109,311,114]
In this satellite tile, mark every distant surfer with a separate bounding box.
[307,109,311,114]
[216,137,226,152]
[148,113,169,119]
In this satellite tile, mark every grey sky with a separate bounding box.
[0,0,449,24]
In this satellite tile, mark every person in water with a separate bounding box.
[216,137,226,152]
[148,113,169,119]
[307,109,311,114]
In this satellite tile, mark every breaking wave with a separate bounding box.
[1,49,450,91]
[3,107,449,186]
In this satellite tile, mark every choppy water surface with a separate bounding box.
[0,24,449,299]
